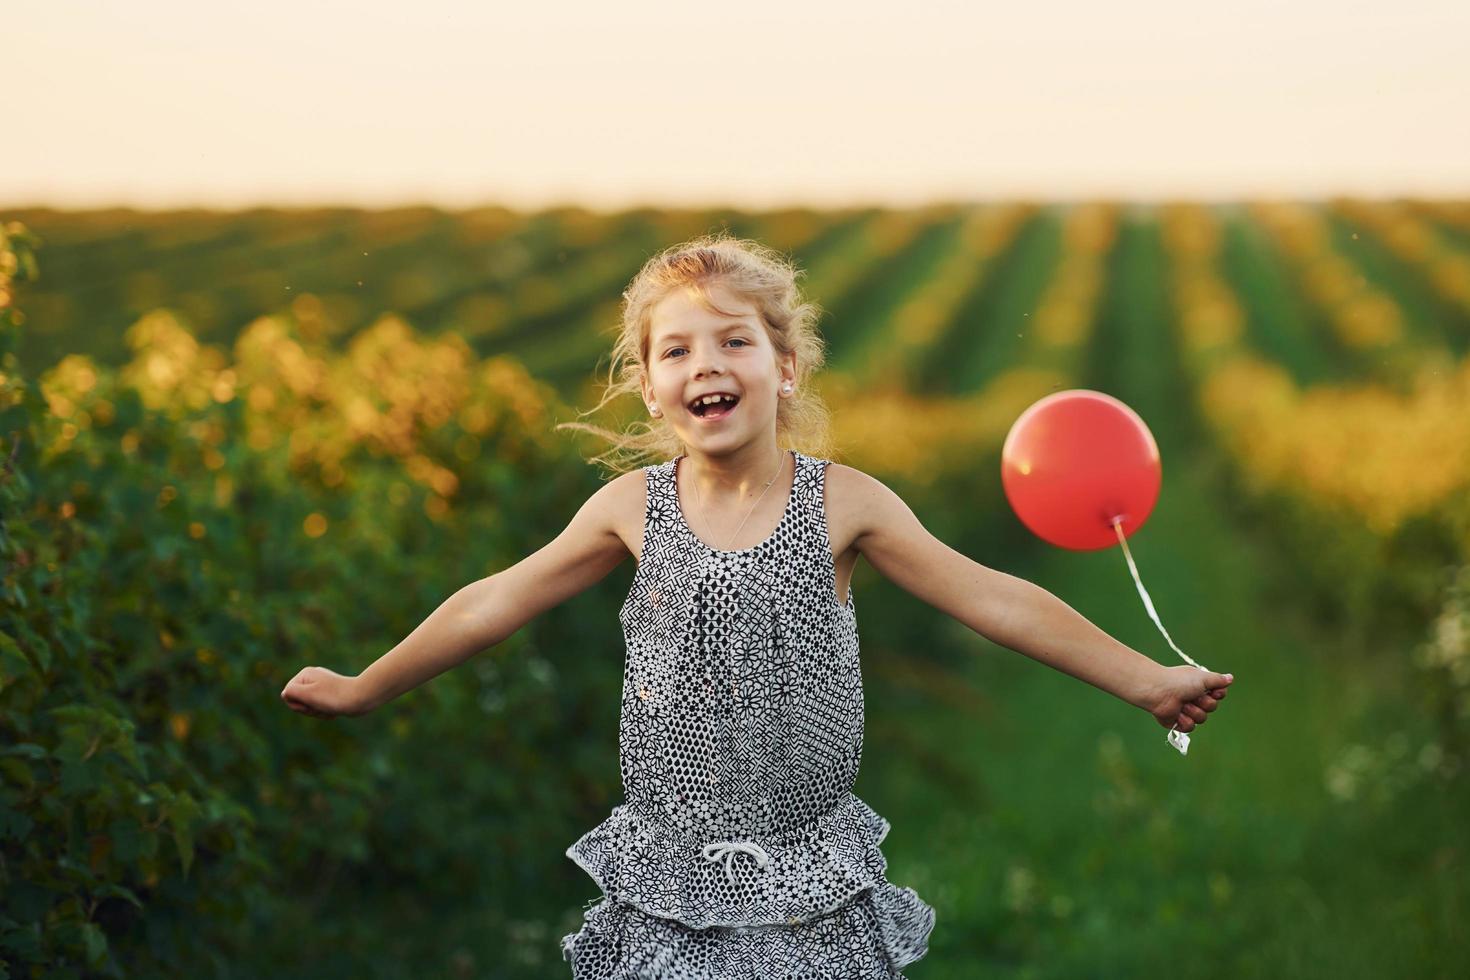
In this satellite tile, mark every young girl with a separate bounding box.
[281,233,1235,978]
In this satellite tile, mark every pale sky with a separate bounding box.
[8,0,1469,209]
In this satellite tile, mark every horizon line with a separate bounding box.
[6,190,1469,215]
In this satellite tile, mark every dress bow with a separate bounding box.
[700,840,771,886]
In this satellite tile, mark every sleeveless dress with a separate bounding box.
[560,449,936,978]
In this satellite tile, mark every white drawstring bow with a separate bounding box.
[701,840,771,885]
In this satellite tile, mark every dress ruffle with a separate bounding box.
[566,793,921,928]
[562,883,934,979]
[563,791,935,977]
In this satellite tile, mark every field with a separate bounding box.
[2,201,1468,978]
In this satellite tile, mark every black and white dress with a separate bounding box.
[562,449,936,978]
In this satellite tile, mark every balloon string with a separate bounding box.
[1109,518,1209,756]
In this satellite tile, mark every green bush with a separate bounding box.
[0,222,628,978]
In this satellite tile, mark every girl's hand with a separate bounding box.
[1141,665,1234,733]
[281,666,368,719]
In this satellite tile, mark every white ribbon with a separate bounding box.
[1110,519,1211,756]
[701,840,771,885]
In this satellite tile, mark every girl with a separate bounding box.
[281,233,1235,978]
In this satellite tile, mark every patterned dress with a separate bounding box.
[562,449,936,978]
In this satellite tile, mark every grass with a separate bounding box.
[846,216,1468,978]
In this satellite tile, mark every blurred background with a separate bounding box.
[3,1,1468,977]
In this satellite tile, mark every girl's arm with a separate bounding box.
[286,473,637,717]
[834,464,1170,712]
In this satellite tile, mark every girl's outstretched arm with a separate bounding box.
[833,465,1233,730]
[281,472,638,718]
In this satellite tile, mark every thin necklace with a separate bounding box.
[688,449,788,551]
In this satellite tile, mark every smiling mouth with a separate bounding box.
[689,396,740,420]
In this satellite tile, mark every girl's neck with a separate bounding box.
[678,445,790,504]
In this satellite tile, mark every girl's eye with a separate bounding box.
[666,339,749,358]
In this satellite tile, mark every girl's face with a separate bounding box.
[642,282,795,454]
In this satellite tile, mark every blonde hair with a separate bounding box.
[556,230,837,476]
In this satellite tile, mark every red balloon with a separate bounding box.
[1000,389,1161,551]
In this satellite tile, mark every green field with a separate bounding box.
[2,201,1467,978]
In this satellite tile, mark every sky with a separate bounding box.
[8,0,1469,210]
